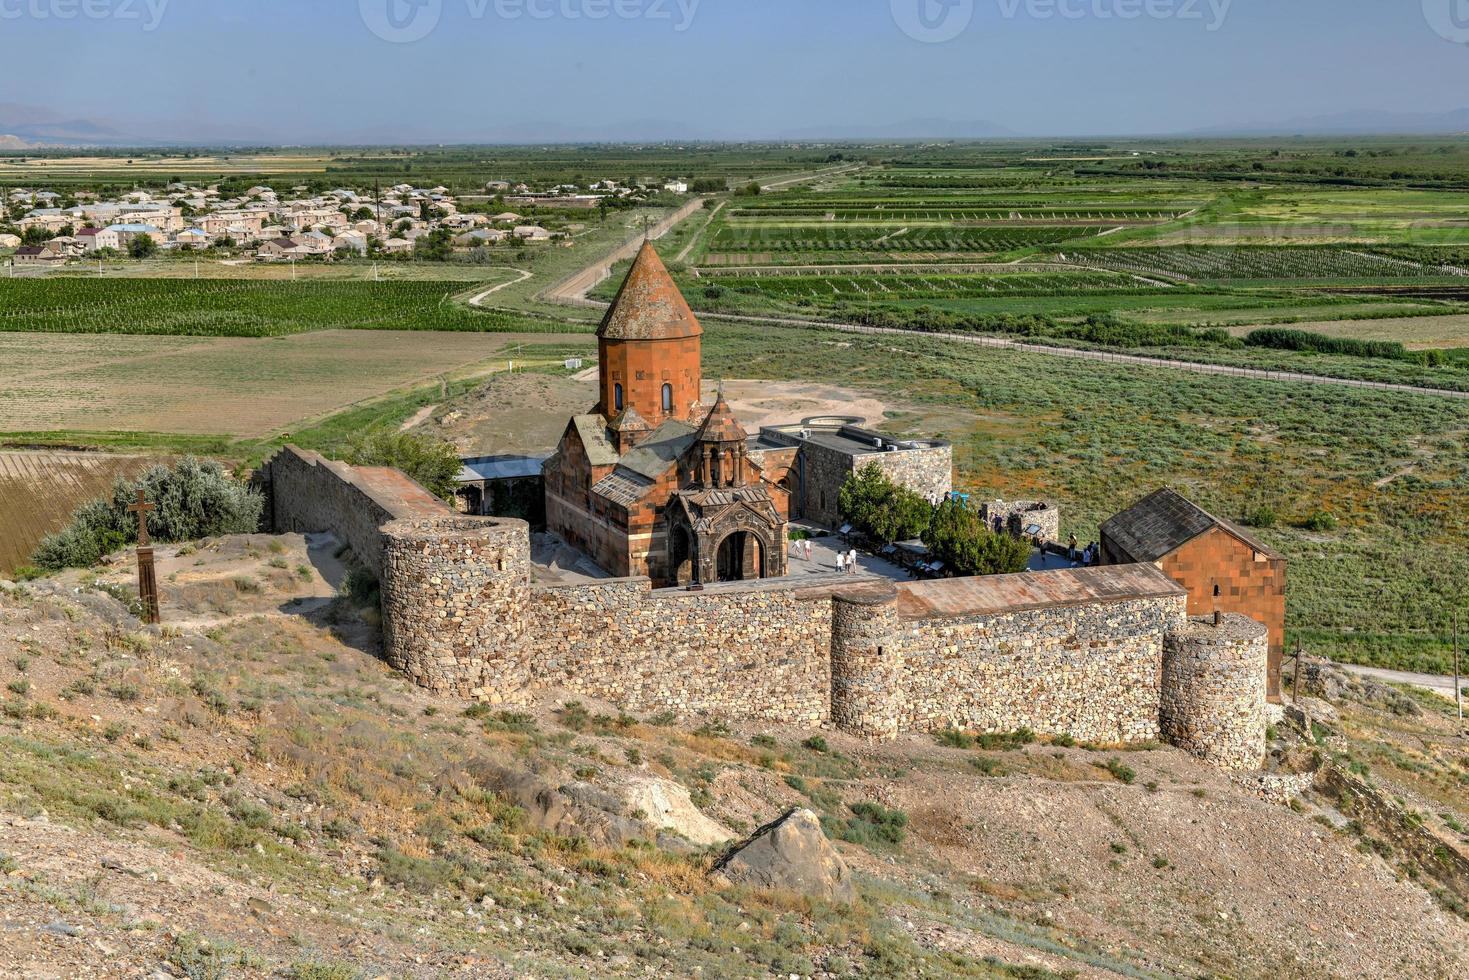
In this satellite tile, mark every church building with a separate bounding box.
[543,242,791,586]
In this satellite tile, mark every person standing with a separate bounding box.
[1068,533,1079,562]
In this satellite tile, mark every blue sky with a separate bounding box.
[6,0,1469,141]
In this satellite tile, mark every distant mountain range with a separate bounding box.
[2,101,1468,148]
[1188,108,1469,137]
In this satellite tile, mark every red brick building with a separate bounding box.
[1100,488,1287,701]
[543,242,789,586]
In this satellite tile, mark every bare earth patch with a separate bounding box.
[1226,314,1469,349]
[420,373,950,457]
[0,450,165,574]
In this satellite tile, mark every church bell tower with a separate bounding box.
[596,241,703,429]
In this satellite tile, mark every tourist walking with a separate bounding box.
[1068,533,1079,562]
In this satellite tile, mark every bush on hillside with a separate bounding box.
[33,457,263,570]
[333,429,462,501]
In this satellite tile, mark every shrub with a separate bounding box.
[1300,510,1338,532]
[1099,757,1136,785]
[1245,327,1409,361]
[802,735,829,753]
[33,458,263,571]
[935,728,975,749]
[839,802,908,846]
[1241,502,1278,529]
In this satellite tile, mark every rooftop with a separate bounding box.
[597,240,702,342]
[895,564,1185,621]
[1100,487,1279,563]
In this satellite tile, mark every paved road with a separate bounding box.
[537,197,708,308]
[1340,664,1465,703]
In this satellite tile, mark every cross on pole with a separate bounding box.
[128,489,155,546]
[128,490,161,625]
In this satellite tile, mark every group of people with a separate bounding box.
[1065,534,1099,567]
[790,537,862,575]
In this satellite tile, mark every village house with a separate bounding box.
[513,225,553,241]
[13,243,69,266]
[105,224,166,249]
[76,227,122,252]
[454,228,508,247]
[173,228,211,249]
[0,233,21,249]
[255,237,314,261]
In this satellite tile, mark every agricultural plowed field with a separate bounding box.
[0,330,539,438]
[0,450,163,573]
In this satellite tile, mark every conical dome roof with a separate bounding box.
[597,241,702,341]
[695,394,747,444]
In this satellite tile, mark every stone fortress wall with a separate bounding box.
[257,446,1265,771]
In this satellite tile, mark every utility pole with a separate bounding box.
[1292,639,1302,703]
[1455,611,1462,723]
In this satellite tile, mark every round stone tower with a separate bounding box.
[830,586,904,739]
[596,240,703,426]
[1160,613,1268,771]
[380,516,531,701]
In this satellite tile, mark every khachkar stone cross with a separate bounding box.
[128,489,161,625]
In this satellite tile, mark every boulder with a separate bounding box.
[618,775,732,847]
[710,808,855,904]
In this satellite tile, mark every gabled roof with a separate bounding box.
[617,419,697,480]
[569,415,619,467]
[1100,487,1279,563]
[592,468,654,508]
[597,240,702,342]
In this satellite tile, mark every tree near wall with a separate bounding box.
[922,500,1030,577]
[334,430,462,502]
[838,464,931,546]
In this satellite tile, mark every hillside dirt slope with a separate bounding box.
[0,534,1465,978]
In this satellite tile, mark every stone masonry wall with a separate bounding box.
[258,447,407,578]
[866,444,953,504]
[1160,614,1267,770]
[529,578,833,724]
[258,448,1266,769]
[381,516,533,700]
[886,594,1187,742]
[980,499,1061,543]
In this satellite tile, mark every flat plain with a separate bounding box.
[0,330,566,438]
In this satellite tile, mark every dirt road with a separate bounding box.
[1341,664,1465,703]
[465,267,533,306]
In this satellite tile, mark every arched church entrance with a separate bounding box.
[716,531,764,582]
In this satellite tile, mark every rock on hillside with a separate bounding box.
[711,808,855,903]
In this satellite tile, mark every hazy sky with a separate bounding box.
[6,0,1469,141]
